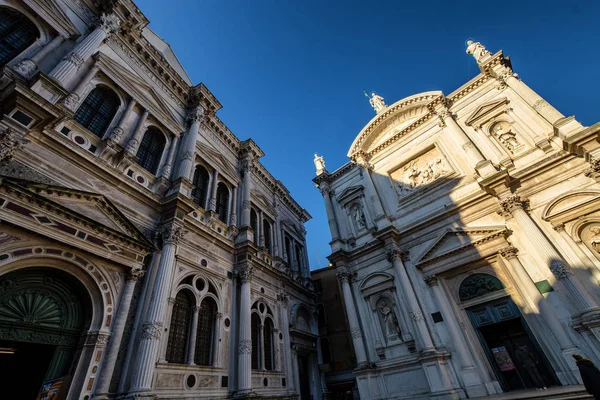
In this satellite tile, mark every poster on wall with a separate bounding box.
[36,377,64,400]
[492,346,517,371]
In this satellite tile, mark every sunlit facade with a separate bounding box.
[0,1,321,399]
[314,40,600,399]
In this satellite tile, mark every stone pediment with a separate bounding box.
[24,0,81,37]
[197,142,239,182]
[0,178,155,264]
[336,185,364,204]
[414,226,507,267]
[250,190,275,215]
[465,98,509,127]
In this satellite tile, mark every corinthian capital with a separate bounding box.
[387,246,409,263]
[0,128,28,167]
[159,225,187,245]
[126,268,145,281]
[499,195,528,215]
[549,260,572,280]
[237,266,253,283]
[187,106,206,125]
[99,12,121,36]
[498,246,519,260]
[335,267,351,282]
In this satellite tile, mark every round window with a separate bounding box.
[263,377,268,387]
[195,278,206,291]
[224,318,231,328]
[186,374,196,388]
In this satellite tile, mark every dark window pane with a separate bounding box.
[263,220,272,253]
[194,298,216,366]
[191,166,210,208]
[250,209,258,244]
[166,291,193,364]
[74,86,120,138]
[136,128,165,174]
[264,318,274,370]
[0,7,39,66]
[251,313,260,369]
[215,183,229,223]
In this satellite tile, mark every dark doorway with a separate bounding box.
[298,354,311,400]
[468,298,558,391]
[0,341,56,399]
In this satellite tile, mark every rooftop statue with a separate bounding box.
[314,153,326,175]
[369,92,387,114]
[466,39,492,64]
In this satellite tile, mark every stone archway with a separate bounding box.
[0,268,93,400]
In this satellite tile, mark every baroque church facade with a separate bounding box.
[314,41,600,399]
[0,0,322,399]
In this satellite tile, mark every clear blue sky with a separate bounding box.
[138,0,600,270]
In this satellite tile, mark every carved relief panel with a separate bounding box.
[389,146,453,200]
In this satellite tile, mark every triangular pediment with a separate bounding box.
[96,53,183,133]
[24,0,81,37]
[250,190,275,215]
[197,142,239,181]
[336,185,364,204]
[415,226,507,266]
[465,98,509,127]
[1,178,154,250]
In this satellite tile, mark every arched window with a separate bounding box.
[191,165,210,209]
[251,313,261,369]
[321,338,332,364]
[215,183,229,223]
[264,318,274,371]
[263,219,272,253]
[74,86,120,138]
[317,303,326,327]
[459,273,505,302]
[166,290,194,364]
[0,7,39,66]
[136,127,166,174]
[250,209,258,244]
[194,297,216,366]
[285,236,292,263]
[295,244,303,271]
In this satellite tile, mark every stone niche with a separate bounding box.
[389,146,453,200]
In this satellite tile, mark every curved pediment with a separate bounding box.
[348,91,443,158]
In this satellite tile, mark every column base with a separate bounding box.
[459,366,489,398]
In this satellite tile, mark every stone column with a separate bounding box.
[319,182,340,241]
[129,226,186,393]
[499,245,580,383]
[280,294,294,392]
[437,107,496,177]
[186,306,200,365]
[336,267,368,365]
[92,269,144,399]
[176,106,204,180]
[274,199,283,257]
[209,170,219,212]
[62,62,99,111]
[49,13,120,86]
[160,135,179,179]
[355,160,386,221]
[425,275,488,397]
[388,248,435,351]
[237,267,253,393]
[229,186,238,227]
[125,109,149,156]
[240,156,253,228]
[499,195,597,312]
[14,35,65,79]
[109,99,136,145]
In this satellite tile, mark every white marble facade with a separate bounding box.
[314,41,600,399]
[0,1,321,399]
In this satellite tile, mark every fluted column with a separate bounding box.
[129,226,186,393]
[499,195,597,312]
[49,13,120,86]
[336,267,368,365]
[125,109,149,156]
[208,170,219,212]
[280,294,294,392]
[62,62,99,111]
[319,182,340,240]
[14,35,65,79]
[229,186,238,227]
[240,156,253,228]
[109,99,136,145]
[92,269,144,399]
[388,248,435,351]
[176,106,204,181]
[160,135,179,179]
[237,267,253,393]
[186,306,200,365]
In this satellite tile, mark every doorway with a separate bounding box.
[468,298,558,391]
[0,268,92,399]
[298,354,311,400]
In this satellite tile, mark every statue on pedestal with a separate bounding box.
[369,92,387,114]
[466,39,492,64]
[314,153,326,175]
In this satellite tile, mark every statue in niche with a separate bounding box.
[491,121,519,152]
[589,226,600,251]
[351,203,366,230]
[378,299,402,340]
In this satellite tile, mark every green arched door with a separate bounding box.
[0,268,92,399]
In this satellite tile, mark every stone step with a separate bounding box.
[470,385,592,400]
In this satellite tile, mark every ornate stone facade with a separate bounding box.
[314,39,600,400]
[0,1,317,399]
